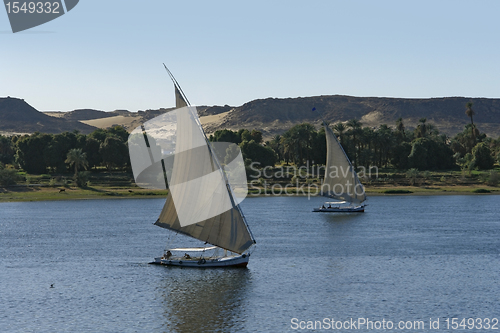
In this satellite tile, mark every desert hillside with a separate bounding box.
[203,96,500,139]
[45,107,180,133]
[0,97,97,134]
[48,96,500,139]
[3,95,500,138]
[46,109,118,121]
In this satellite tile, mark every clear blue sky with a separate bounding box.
[1,0,499,112]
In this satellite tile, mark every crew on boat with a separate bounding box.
[162,250,173,260]
[184,253,191,259]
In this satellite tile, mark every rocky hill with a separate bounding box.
[3,95,500,139]
[0,97,97,134]
[45,109,135,120]
[203,95,500,139]
[60,109,117,121]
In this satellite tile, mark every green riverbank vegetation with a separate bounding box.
[1,102,499,201]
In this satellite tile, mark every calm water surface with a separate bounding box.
[0,195,499,332]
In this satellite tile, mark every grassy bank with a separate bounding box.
[0,185,169,202]
[0,171,168,202]
[1,170,499,203]
[1,183,498,203]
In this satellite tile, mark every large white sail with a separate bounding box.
[128,70,255,255]
[321,124,366,204]
[152,105,255,254]
[128,69,255,265]
[132,81,254,254]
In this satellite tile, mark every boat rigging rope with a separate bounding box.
[164,232,178,252]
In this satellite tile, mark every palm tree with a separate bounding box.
[293,123,316,165]
[271,134,282,162]
[65,148,88,178]
[406,168,419,186]
[464,102,479,149]
[376,125,394,167]
[416,118,427,138]
[426,123,438,136]
[280,132,293,165]
[346,119,362,168]
[346,118,362,130]
[465,102,475,125]
[396,117,405,138]
[332,122,346,145]
[454,124,480,154]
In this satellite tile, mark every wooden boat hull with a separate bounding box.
[313,205,365,213]
[151,254,250,268]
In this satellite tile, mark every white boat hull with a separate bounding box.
[151,254,250,268]
[313,205,365,213]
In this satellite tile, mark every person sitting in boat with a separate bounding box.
[328,204,332,208]
[165,251,172,259]
[184,253,191,259]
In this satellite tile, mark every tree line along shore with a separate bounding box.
[1,102,499,202]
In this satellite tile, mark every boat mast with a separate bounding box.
[163,64,191,106]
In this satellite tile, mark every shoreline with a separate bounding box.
[0,184,498,203]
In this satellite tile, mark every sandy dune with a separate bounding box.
[81,115,142,131]
[44,112,66,118]
[199,111,230,125]
[73,110,230,133]
[0,131,31,136]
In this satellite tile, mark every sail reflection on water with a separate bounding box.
[158,270,251,332]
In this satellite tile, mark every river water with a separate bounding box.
[0,195,499,332]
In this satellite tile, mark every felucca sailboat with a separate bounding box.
[128,66,256,267]
[314,119,367,213]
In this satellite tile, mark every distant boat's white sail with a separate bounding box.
[152,85,255,254]
[321,124,366,204]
